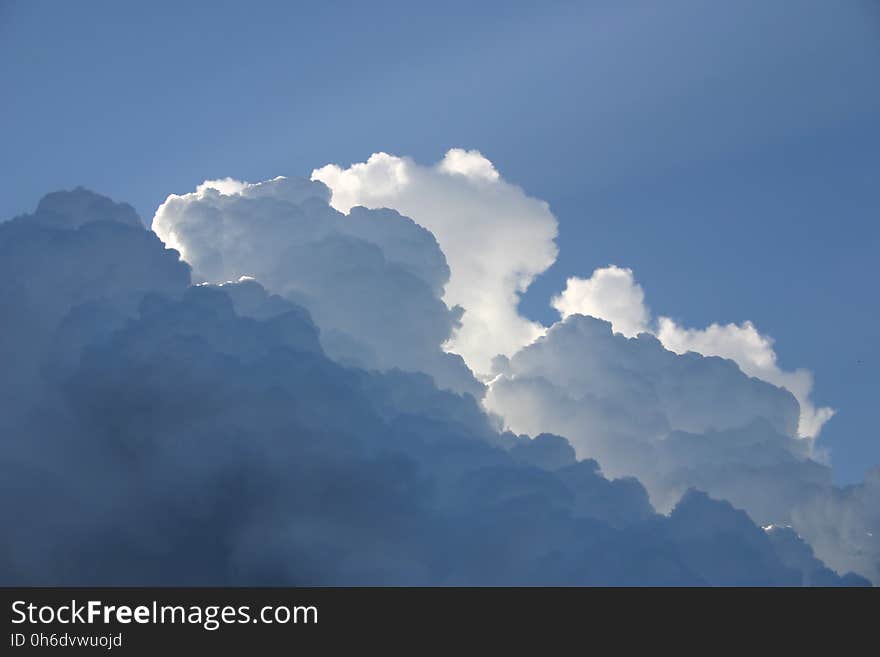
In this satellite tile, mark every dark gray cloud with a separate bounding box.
[1,189,867,585]
[0,189,190,427]
[18,187,144,230]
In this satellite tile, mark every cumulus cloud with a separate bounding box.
[20,186,144,230]
[551,265,650,337]
[485,314,802,477]
[313,150,830,438]
[1,188,869,586]
[790,467,880,585]
[152,175,480,397]
[312,149,558,375]
[0,188,190,420]
[765,524,871,587]
[656,318,834,439]
[484,313,877,581]
[2,173,876,586]
[552,266,833,439]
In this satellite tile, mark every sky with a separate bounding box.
[2,0,880,585]
[8,0,874,479]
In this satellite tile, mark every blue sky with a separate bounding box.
[2,0,878,483]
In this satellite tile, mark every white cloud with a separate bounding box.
[551,265,649,338]
[4,184,873,585]
[485,315,802,481]
[196,177,247,197]
[148,157,855,580]
[551,266,833,438]
[159,164,833,440]
[312,149,558,375]
[152,175,480,397]
[437,148,500,181]
[482,313,874,580]
[656,318,834,439]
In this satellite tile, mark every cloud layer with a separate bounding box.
[8,188,866,586]
[1,150,876,585]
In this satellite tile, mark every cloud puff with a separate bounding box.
[313,150,831,440]
[20,186,144,230]
[551,265,650,337]
[152,176,480,397]
[657,318,834,439]
[1,188,867,586]
[312,149,558,375]
[553,266,833,438]
[485,314,802,477]
[484,313,877,581]
[0,189,190,419]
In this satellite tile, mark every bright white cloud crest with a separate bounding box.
[143,150,873,582]
[553,266,833,439]
[152,173,481,397]
[551,265,650,338]
[157,154,832,441]
[657,318,834,439]
[313,149,558,375]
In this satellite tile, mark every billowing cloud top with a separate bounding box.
[152,174,480,398]
[2,150,877,586]
[312,149,558,375]
[552,265,650,338]
[552,266,834,439]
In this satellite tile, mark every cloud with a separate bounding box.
[551,265,650,338]
[312,151,831,438]
[1,188,868,586]
[0,189,190,419]
[20,186,144,230]
[485,314,802,477]
[152,175,480,397]
[312,149,558,375]
[765,524,873,587]
[484,312,876,581]
[790,467,880,585]
[552,266,833,438]
[656,318,834,439]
